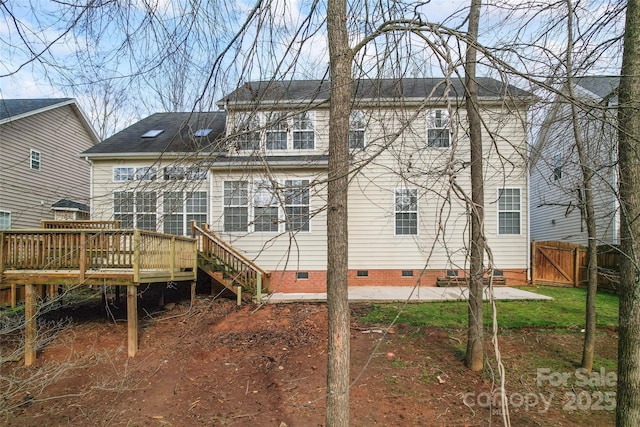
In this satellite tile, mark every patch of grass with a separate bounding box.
[359,286,618,329]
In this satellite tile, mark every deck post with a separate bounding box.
[190,281,196,306]
[24,283,37,366]
[127,284,138,357]
[10,284,17,308]
[237,285,242,306]
[255,275,263,304]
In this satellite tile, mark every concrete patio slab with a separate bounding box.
[262,286,553,303]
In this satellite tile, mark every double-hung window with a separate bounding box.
[285,180,310,231]
[293,112,315,150]
[253,181,279,232]
[164,191,208,235]
[349,111,366,149]
[223,181,249,232]
[114,191,157,230]
[163,191,184,235]
[498,188,521,235]
[114,191,135,228]
[426,109,450,148]
[30,150,41,171]
[395,188,418,235]
[265,112,288,150]
[236,114,261,151]
[553,152,562,180]
[135,192,157,231]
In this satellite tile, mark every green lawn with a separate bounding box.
[359,286,619,329]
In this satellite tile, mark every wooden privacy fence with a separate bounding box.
[531,240,620,291]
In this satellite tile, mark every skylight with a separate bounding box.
[194,128,212,137]
[141,129,164,138]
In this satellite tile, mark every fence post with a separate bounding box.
[530,240,536,285]
[574,247,580,287]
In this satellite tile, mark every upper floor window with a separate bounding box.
[349,111,366,149]
[498,188,521,235]
[292,112,315,150]
[233,111,316,152]
[236,114,261,151]
[30,149,41,171]
[163,166,206,181]
[395,188,418,235]
[553,152,562,180]
[426,109,450,148]
[114,166,157,182]
[135,166,157,181]
[265,112,288,150]
[0,211,11,229]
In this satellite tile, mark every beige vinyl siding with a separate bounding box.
[348,105,529,271]
[209,169,328,271]
[0,104,94,228]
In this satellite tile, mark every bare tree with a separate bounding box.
[326,0,353,423]
[464,0,485,373]
[616,0,640,423]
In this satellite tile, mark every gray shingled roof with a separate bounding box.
[0,98,73,121]
[219,77,533,105]
[575,76,619,102]
[82,112,226,156]
[52,199,89,212]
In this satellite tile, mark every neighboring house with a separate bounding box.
[0,99,99,229]
[82,78,533,292]
[530,76,619,246]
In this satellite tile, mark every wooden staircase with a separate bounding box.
[192,222,269,303]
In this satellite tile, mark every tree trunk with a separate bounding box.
[464,0,485,372]
[565,0,598,372]
[326,0,353,424]
[616,0,640,424]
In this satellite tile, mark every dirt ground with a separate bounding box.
[1,293,617,426]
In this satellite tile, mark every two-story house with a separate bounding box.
[0,98,99,229]
[530,76,619,246]
[82,78,533,292]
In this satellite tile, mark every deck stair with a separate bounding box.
[191,222,269,302]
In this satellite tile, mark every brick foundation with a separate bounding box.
[265,268,529,293]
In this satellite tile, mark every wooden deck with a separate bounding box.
[1,227,198,365]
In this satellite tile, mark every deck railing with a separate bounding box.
[191,222,268,298]
[41,220,121,229]
[0,229,196,281]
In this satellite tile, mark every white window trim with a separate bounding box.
[0,210,11,229]
[394,187,419,236]
[30,149,41,171]
[496,187,522,236]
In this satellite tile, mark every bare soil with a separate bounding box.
[1,294,617,426]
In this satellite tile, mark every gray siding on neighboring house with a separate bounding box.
[530,79,619,246]
[0,103,96,228]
